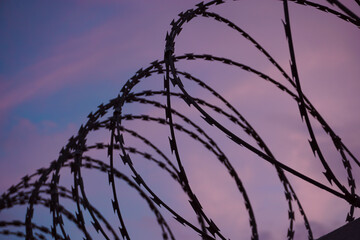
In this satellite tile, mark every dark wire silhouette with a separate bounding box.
[1,0,359,239]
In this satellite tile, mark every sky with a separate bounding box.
[0,0,359,239]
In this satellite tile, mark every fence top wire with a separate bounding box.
[1,0,359,239]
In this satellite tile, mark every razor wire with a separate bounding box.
[0,0,359,239]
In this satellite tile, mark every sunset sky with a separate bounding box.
[0,1,359,239]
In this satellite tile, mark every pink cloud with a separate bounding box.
[0,20,143,112]
[0,118,76,192]
[0,1,191,115]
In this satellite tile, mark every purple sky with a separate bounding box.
[0,0,359,239]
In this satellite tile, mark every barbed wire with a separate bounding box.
[1,0,359,239]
